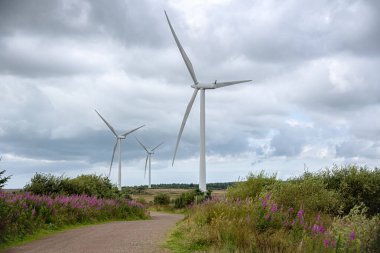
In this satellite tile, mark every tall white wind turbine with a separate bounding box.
[95,109,144,190]
[136,138,164,188]
[165,11,252,192]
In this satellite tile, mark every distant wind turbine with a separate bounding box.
[136,138,164,188]
[95,109,144,190]
[165,11,252,192]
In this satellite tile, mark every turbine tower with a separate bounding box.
[136,138,164,188]
[165,11,252,192]
[95,109,144,190]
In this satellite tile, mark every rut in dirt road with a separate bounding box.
[5,212,184,253]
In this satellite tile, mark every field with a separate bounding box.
[131,188,226,203]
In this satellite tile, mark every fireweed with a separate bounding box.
[172,192,379,252]
[0,191,147,244]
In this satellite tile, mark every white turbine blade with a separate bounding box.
[172,89,198,166]
[122,125,145,137]
[144,155,148,178]
[152,142,164,151]
[214,80,252,89]
[109,140,118,177]
[136,137,149,153]
[95,109,118,137]
[164,11,198,85]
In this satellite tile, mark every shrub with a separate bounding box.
[24,173,120,199]
[24,173,67,195]
[65,174,118,199]
[270,176,340,215]
[154,193,170,205]
[319,165,380,216]
[227,171,277,200]
[174,189,207,209]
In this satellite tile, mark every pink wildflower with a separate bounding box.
[270,203,277,213]
[350,231,356,241]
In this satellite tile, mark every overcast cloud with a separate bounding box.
[1,0,379,188]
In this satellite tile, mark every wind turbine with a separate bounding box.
[95,109,144,190]
[136,138,164,188]
[165,11,252,192]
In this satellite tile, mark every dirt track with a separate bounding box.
[5,212,184,253]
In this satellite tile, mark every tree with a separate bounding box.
[0,157,11,189]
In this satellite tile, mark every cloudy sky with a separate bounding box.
[1,0,379,188]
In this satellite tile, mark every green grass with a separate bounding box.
[164,225,209,253]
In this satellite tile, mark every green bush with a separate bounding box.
[24,173,120,199]
[154,193,170,205]
[227,171,277,200]
[318,165,380,216]
[270,176,340,215]
[23,173,67,195]
[66,174,118,199]
[174,189,208,209]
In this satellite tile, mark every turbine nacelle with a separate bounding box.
[191,83,217,89]
[117,135,126,139]
[191,80,252,90]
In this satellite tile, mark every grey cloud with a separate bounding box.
[1,0,380,187]
[336,139,380,159]
[0,0,92,36]
[270,126,309,157]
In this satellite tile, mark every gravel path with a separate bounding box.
[5,212,184,253]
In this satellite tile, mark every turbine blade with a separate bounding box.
[144,155,148,178]
[122,125,145,137]
[164,11,198,85]
[214,80,252,89]
[95,109,118,137]
[172,89,198,165]
[109,140,118,177]
[136,137,149,153]
[152,142,164,151]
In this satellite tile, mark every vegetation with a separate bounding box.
[154,193,171,205]
[317,165,380,216]
[0,157,11,189]
[24,173,120,199]
[125,182,235,191]
[174,189,211,209]
[0,191,147,245]
[167,165,380,252]
[0,172,148,246]
[0,170,11,190]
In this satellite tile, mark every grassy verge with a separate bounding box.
[164,218,210,253]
